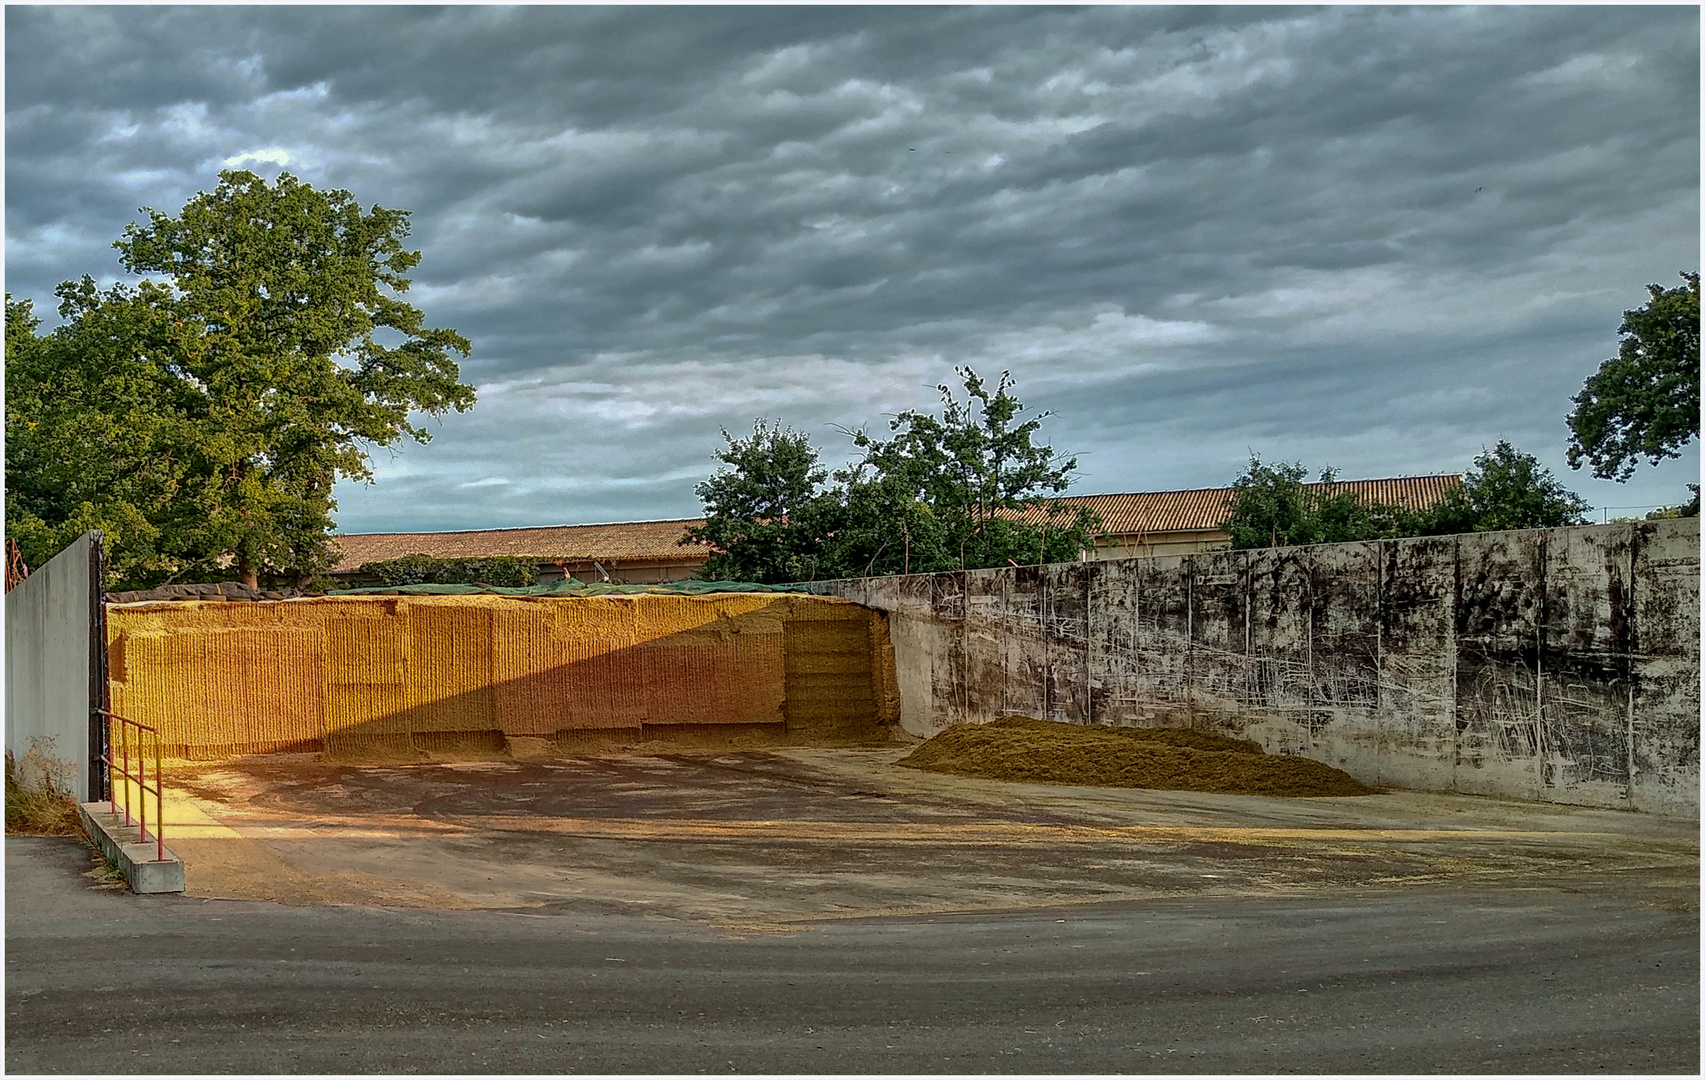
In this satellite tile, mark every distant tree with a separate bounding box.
[6,170,478,590]
[683,420,833,584]
[1224,442,1591,549]
[1646,485,1701,519]
[1566,272,1699,485]
[685,368,1097,582]
[1429,440,1591,533]
[352,554,539,588]
[830,368,1097,575]
[1221,456,1388,549]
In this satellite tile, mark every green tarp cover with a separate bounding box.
[331,579,816,598]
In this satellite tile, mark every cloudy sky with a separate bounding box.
[6,5,1699,533]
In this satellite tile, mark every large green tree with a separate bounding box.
[5,171,476,588]
[1223,442,1590,550]
[1566,272,1699,483]
[5,287,219,584]
[832,368,1096,575]
[1430,440,1591,532]
[683,420,832,584]
[687,368,1098,582]
[1220,457,1408,549]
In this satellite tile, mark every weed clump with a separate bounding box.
[897,716,1375,797]
[5,751,83,835]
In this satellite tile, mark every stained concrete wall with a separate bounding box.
[5,531,99,800]
[107,592,897,757]
[812,519,1700,818]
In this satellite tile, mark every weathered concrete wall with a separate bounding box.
[5,532,100,800]
[812,519,1700,817]
[107,592,897,757]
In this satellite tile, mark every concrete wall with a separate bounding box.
[107,592,897,757]
[5,531,100,800]
[812,519,1700,818]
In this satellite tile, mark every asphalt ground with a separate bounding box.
[6,746,1700,1073]
[146,746,1700,921]
[7,835,1698,1074]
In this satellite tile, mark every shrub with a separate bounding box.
[5,746,82,835]
[351,553,539,587]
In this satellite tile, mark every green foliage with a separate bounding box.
[830,368,1098,576]
[352,554,539,587]
[5,170,476,589]
[1225,441,1589,550]
[686,368,1098,582]
[5,290,220,586]
[683,420,831,584]
[1430,441,1591,532]
[1646,484,1700,519]
[1566,272,1699,482]
[1222,457,1407,549]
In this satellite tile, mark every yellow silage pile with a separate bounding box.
[106,592,895,758]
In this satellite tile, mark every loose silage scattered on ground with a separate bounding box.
[896,716,1375,797]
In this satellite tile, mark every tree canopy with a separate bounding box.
[352,554,538,588]
[683,420,831,584]
[1430,440,1591,533]
[685,368,1098,582]
[1220,457,1383,550]
[1566,272,1699,483]
[5,170,476,588]
[1223,442,1590,550]
[830,369,1096,576]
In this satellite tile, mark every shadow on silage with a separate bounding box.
[896,716,1376,797]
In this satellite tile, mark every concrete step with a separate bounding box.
[77,803,185,894]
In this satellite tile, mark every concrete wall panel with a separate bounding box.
[4,532,99,799]
[1631,521,1702,815]
[812,519,1700,817]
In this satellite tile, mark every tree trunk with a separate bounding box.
[238,562,259,590]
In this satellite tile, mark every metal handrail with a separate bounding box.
[99,710,164,862]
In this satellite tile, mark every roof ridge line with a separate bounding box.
[1054,473,1461,500]
[334,516,706,539]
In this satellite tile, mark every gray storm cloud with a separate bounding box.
[6,5,1698,530]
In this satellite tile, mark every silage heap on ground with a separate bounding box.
[897,716,1375,797]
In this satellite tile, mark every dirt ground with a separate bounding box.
[146,745,1699,927]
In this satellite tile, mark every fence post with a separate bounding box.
[87,532,109,802]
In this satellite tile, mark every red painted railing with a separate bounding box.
[101,710,164,862]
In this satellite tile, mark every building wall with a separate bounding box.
[1090,530,1230,560]
[811,519,1700,817]
[5,531,100,800]
[107,592,897,757]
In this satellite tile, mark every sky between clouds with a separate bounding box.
[6,5,1699,533]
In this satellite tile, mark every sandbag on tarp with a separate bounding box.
[331,579,816,597]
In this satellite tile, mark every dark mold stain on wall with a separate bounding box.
[817,519,1699,818]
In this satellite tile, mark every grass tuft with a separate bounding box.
[5,750,83,835]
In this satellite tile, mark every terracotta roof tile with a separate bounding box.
[1029,474,1462,536]
[331,518,709,574]
[334,474,1461,572]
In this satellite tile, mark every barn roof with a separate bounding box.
[331,474,1462,572]
[1029,474,1462,536]
[330,518,709,574]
